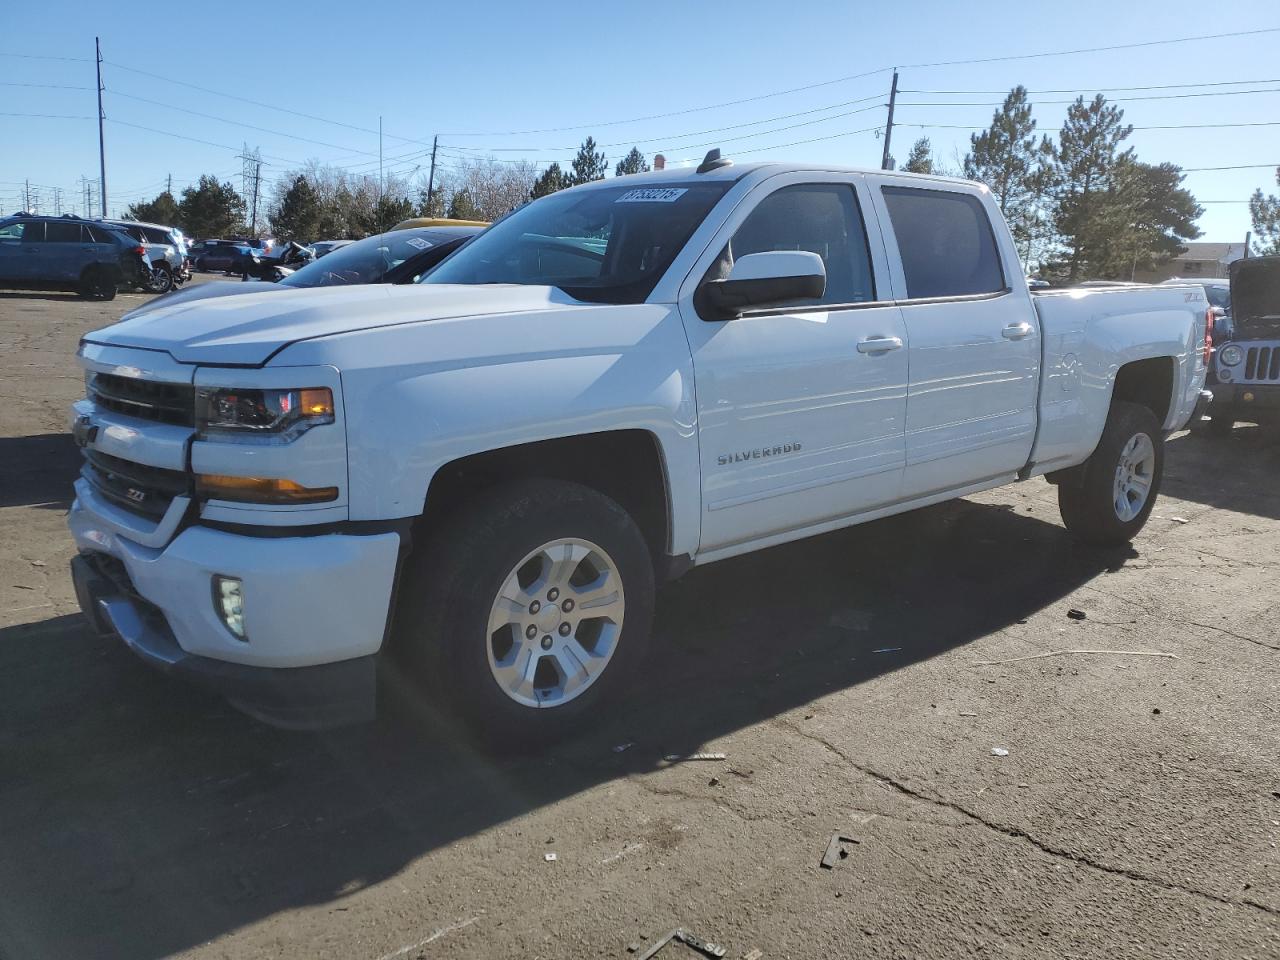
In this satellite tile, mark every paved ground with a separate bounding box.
[1,284,1278,960]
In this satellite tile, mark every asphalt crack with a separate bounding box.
[779,719,1280,919]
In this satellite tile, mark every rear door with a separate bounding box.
[871,180,1038,499]
[678,173,908,554]
[12,220,46,281]
[43,219,88,281]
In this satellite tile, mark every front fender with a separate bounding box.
[276,305,701,557]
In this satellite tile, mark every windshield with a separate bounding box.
[1205,284,1231,312]
[420,181,731,304]
[281,230,439,288]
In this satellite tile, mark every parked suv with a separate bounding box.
[0,213,151,300]
[1201,257,1280,434]
[105,219,190,293]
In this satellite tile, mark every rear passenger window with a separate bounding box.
[718,184,876,309]
[881,187,1005,299]
[45,221,83,243]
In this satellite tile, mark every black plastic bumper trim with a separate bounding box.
[70,553,376,730]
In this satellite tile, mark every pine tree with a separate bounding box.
[1100,160,1203,279]
[614,147,650,177]
[1050,95,1134,281]
[1250,167,1280,255]
[448,188,482,221]
[125,190,180,226]
[176,175,247,238]
[901,138,934,174]
[570,137,607,186]
[530,163,569,199]
[963,86,1055,267]
[269,175,322,242]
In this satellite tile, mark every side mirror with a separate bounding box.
[696,250,826,321]
[1210,306,1226,319]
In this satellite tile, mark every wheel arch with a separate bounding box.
[419,429,679,575]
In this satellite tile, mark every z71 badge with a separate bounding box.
[718,442,802,466]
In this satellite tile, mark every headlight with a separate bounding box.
[1219,345,1244,367]
[196,387,334,441]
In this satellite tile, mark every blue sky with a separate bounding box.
[2,0,1277,242]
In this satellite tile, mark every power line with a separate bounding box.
[105,90,382,158]
[102,60,434,149]
[898,87,1280,108]
[898,26,1280,69]
[900,121,1280,131]
[901,77,1280,95]
[0,51,91,62]
[446,93,889,154]
[103,118,306,166]
[0,112,93,120]
[0,81,92,90]
[1183,163,1280,172]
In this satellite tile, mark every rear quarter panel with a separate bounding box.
[1030,285,1206,471]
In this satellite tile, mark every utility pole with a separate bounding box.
[24,179,30,213]
[167,173,172,196]
[426,135,438,211]
[378,115,384,201]
[53,186,62,215]
[95,37,107,217]
[880,69,899,171]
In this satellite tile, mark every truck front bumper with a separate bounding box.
[68,482,402,728]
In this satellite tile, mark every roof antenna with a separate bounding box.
[696,148,733,174]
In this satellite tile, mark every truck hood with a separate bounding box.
[119,278,284,320]
[1229,255,1280,340]
[84,283,587,366]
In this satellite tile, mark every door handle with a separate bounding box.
[856,336,903,354]
[1001,322,1034,339]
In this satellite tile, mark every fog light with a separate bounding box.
[1243,391,1255,403]
[1218,368,1232,381]
[213,575,246,640]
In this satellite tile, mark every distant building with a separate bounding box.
[1135,242,1249,283]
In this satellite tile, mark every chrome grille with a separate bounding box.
[83,449,189,519]
[89,372,195,426]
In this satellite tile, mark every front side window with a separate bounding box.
[422,181,731,304]
[19,221,45,243]
[882,186,1005,299]
[0,222,24,241]
[45,221,83,243]
[710,183,876,309]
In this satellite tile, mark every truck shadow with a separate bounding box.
[0,496,1134,960]
[0,434,79,509]
[1163,425,1280,521]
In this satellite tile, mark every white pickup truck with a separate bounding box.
[68,155,1211,737]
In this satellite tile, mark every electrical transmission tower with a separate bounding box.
[239,145,263,235]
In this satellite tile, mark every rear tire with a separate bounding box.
[147,264,174,294]
[1058,401,1164,546]
[78,267,117,301]
[394,478,655,749]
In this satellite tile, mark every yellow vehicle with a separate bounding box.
[391,216,489,231]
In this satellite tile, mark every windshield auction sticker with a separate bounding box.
[615,188,689,203]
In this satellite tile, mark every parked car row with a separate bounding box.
[0,213,153,300]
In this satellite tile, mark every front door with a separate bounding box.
[678,176,908,554]
[873,181,1039,499]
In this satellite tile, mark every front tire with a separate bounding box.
[1059,401,1164,546]
[395,479,655,747]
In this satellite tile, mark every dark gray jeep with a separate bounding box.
[1204,256,1280,434]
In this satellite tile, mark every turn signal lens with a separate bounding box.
[197,474,338,504]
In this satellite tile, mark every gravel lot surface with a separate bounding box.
[1,283,1278,960]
